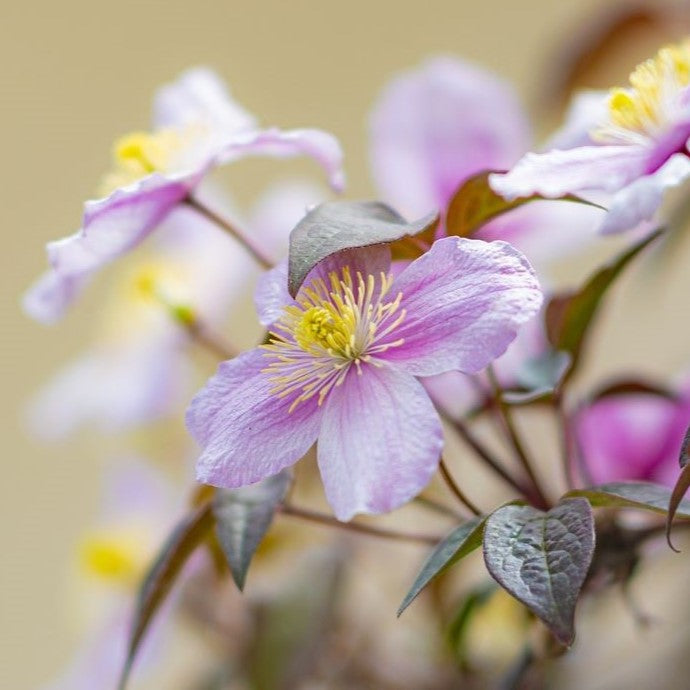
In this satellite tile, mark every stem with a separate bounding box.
[184,317,236,360]
[443,412,532,498]
[413,495,464,521]
[185,195,273,269]
[280,504,440,545]
[554,393,577,491]
[438,456,481,515]
[486,366,549,509]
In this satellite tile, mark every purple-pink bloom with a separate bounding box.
[490,41,690,235]
[573,384,690,486]
[24,67,344,324]
[187,237,542,520]
[368,56,602,264]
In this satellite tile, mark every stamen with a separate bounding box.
[261,267,406,412]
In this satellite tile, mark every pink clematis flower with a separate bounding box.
[369,56,603,265]
[187,237,542,520]
[573,382,690,486]
[24,67,344,323]
[490,40,690,235]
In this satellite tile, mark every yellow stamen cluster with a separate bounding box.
[98,128,183,197]
[262,268,406,412]
[78,529,146,585]
[597,40,690,141]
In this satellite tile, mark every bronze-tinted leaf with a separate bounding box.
[118,502,215,690]
[287,200,438,296]
[483,499,595,646]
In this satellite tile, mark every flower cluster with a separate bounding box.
[28,37,690,690]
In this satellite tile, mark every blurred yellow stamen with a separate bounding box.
[79,529,146,585]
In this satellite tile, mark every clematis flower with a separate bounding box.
[24,67,344,323]
[27,181,325,437]
[41,459,182,690]
[573,382,690,486]
[187,237,542,520]
[490,40,690,235]
[368,56,602,265]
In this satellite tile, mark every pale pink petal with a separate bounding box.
[599,153,690,234]
[369,56,530,217]
[317,364,443,520]
[153,66,257,133]
[545,90,609,150]
[255,260,291,327]
[188,349,322,487]
[382,237,542,377]
[22,271,88,325]
[218,127,346,192]
[489,145,651,200]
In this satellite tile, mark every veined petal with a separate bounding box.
[153,66,257,133]
[317,364,443,521]
[188,349,322,488]
[382,237,542,377]
[255,259,291,327]
[217,127,346,192]
[369,56,530,217]
[489,145,651,200]
[599,153,690,234]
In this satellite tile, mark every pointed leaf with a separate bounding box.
[566,481,690,517]
[445,170,602,238]
[398,515,486,616]
[667,434,690,551]
[503,351,571,405]
[287,200,438,296]
[213,469,292,590]
[546,229,663,371]
[118,502,215,690]
[483,499,595,646]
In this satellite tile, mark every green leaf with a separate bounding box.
[566,481,690,517]
[483,499,595,646]
[502,351,571,405]
[445,170,602,238]
[118,502,215,690]
[398,515,486,616]
[287,200,438,296]
[545,229,663,372]
[213,470,292,590]
[446,582,498,666]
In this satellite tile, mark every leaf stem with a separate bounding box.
[186,195,274,269]
[438,456,482,516]
[182,315,236,361]
[413,495,464,521]
[486,366,550,509]
[443,412,533,498]
[554,393,577,491]
[279,504,440,545]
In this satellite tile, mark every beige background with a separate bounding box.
[4,0,690,688]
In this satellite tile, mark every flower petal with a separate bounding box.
[22,270,88,324]
[217,127,346,192]
[255,259,291,327]
[153,66,257,133]
[188,349,322,488]
[489,145,650,200]
[545,90,609,150]
[599,153,690,234]
[369,56,530,217]
[382,237,542,377]
[317,364,443,521]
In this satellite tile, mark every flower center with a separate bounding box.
[594,40,690,143]
[262,267,406,412]
[78,528,147,586]
[97,129,184,197]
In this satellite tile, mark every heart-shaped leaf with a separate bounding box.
[118,502,216,690]
[483,499,595,646]
[398,515,486,616]
[445,170,602,238]
[545,229,663,374]
[213,469,292,590]
[287,200,438,296]
[566,481,690,517]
